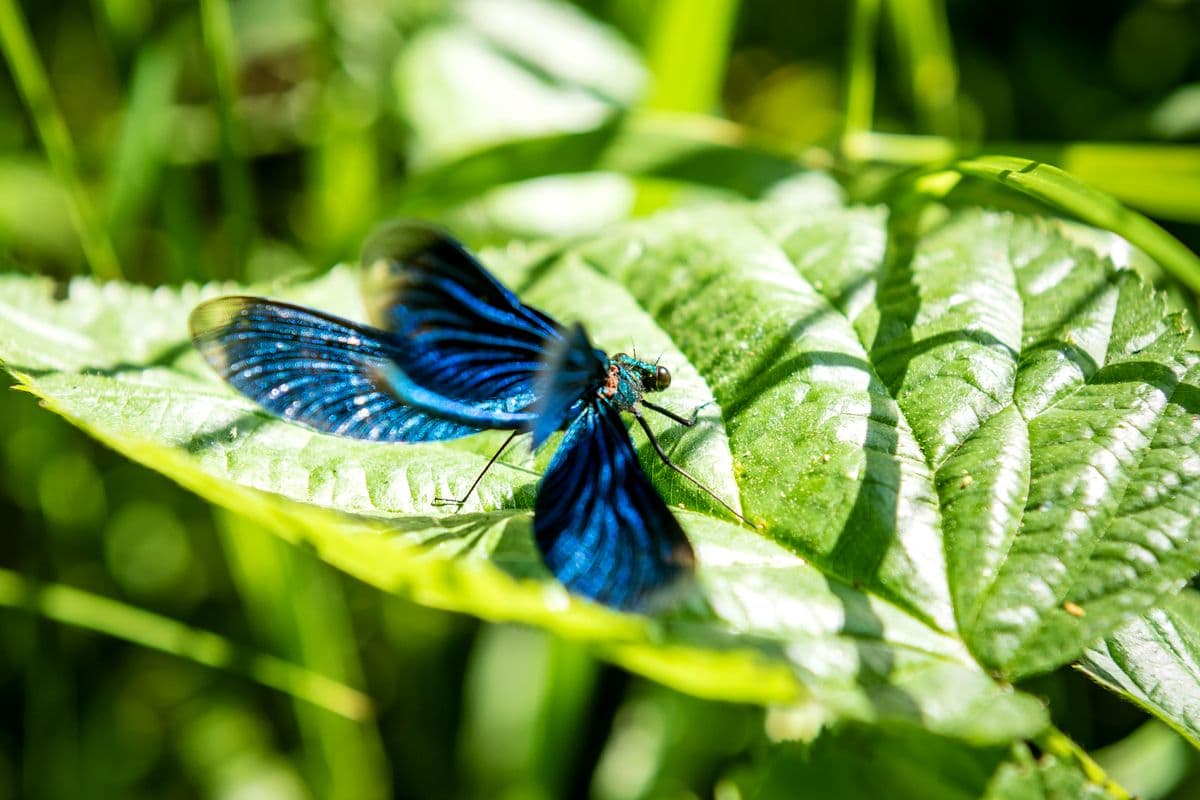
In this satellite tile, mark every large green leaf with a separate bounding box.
[4,198,1199,741]
[1079,589,1200,749]
[748,201,1200,676]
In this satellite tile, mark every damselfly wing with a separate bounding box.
[191,221,741,609]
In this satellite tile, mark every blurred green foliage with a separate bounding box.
[1,0,1200,798]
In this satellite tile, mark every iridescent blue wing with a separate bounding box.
[534,402,695,610]
[361,221,562,416]
[190,296,528,442]
[531,323,607,448]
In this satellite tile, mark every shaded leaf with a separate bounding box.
[726,727,1007,800]
[983,741,1121,800]
[724,725,1125,800]
[392,112,828,218]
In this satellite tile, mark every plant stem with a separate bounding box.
[0,0,123,280]
[217,511,390,798]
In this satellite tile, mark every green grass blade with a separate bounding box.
[218,511,390,798]
[885,0,959,136]
[1093,722,1193,800]
[843,129,959,165]
[843,0,882,147]
[22,606,82,798]
[198,0,255,277]
[874,149,1200,293]
[1053,142,1200,224]
[636,0,741,213]
[105,37,181,255]
[951,156,1200,293]
[848,132,1200,224]
[458,626,598,798]
[0,567,373,721]
[0,0,123,280]
[309,120,378,263]
[92,0,152,47]
[643,0,740,113]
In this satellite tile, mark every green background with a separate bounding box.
[2,0,1200,798]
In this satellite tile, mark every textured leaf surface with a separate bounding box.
[592,203,1200,679]
[4,199,1199,740]
[1079,589,1200,748]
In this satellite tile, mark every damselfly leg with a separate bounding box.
[641,399,712,427]
[433,430,521,509]
[630,408,749,526]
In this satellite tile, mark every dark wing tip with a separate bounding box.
[534,405,697,612]
[189,296,262,375]
[604,528,697,613]
[634,556,699,614]
[188,296,255,341]
[671,537,696,570]
[360,219,455,270]
[631,531,697,612]
[359,220,476,331]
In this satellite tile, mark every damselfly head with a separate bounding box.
[611,353,672,395]
[650,365,671,392]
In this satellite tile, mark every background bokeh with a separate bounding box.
[2,0,1200,798]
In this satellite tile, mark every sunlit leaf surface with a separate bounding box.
[4,198,1199,742]
[1079,589,1200,749]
